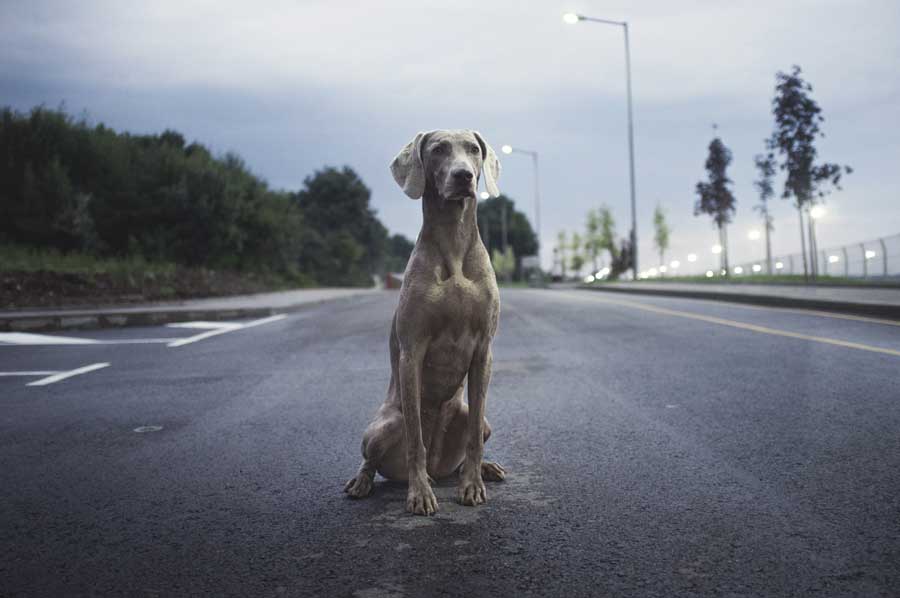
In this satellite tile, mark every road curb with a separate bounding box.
[578,284,900,320]
[0,293,369,332]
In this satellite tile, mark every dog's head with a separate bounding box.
[390,129,500,201]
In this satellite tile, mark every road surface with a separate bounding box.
[2,288,899,597]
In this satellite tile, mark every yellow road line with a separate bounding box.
[554,291,900,358]
[664,296,900,328]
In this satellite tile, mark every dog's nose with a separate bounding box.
[451,168,474,183]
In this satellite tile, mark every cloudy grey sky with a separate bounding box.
[3,0,899,272]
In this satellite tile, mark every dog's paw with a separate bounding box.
[458,474,487,506]
[481,461,506,482]
[406,478,438,516]
[344,473,374,499]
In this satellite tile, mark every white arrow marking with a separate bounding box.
[26,362,110,386]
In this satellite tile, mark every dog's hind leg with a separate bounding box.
[344,401,404,498]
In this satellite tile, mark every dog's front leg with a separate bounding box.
[399,348,438,515]
[459,344,491,506]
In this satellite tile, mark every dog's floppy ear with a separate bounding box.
[472,131,501,198]
[390,131,430,199]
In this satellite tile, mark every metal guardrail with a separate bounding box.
[731,233,900,279]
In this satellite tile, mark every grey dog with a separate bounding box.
[344,129,506,516]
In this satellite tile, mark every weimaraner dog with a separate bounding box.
[344,129,506,515]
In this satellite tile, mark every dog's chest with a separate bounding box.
[419,274,498,397]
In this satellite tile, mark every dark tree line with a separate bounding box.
[0,106,413,286]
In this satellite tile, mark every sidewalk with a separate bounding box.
[1,288,380,332]
[582,282,900,319]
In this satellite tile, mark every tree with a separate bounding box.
[584,209,601,274]
[753,152,776,273]
[293,166,386,286]
[384,233,415,274]
[555,231,567,279]
[477,194,537,280]
[652,205,670,273]
[768,65,851,279]
[695,136,737,275]
[570,232,583,277]
[491,247,515,281]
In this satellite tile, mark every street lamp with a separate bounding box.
[499,143,542,268]
[564,11,638,280]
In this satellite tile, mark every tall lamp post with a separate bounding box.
[563,12,638,280]
[500,144,541,266]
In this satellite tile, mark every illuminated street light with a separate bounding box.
[752,264,762,273]
[687,253,697,262]
[865,250,876,259]
[499,144,542,270]
[711,244,723,254]
[828,255,840,264]
[563,11,639,280]
[659,265,668,273]
[584,275,596,283]
[810,205,826,220]
[648,267,658,277]
[670,260,680,269]
[775,261,784,270]
[479,191,490,200]
[705,270,714,278]
[748,229,761,241]
[734,266,744,274]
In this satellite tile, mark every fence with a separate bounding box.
[729,233,900,279]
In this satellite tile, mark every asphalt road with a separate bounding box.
[2,288,899,597]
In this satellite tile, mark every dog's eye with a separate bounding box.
[466,144,480,154]
[432,144,448,154]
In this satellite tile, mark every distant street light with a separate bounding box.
[711,244,723,254]
[687,253,697,262]
[734,266,744,274]
[810,205,826,220]
[479,191,490,200]
[499,144,542,268]
[670,260,680,269]
[748,229,761,241]
[752,264,762,272]
[775,261,784,270]
[563,12,638,280]
[705,270,714,278]
[865,250,876,259]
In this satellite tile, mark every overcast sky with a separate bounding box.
[3,0,899,272]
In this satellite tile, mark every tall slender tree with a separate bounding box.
[695,136,737,275]
[570,232,584,277]
[585,209,601,274]
[652,204,670,274]
[556,230,568,279]
[768,65,851,279]
[753,152,776,273]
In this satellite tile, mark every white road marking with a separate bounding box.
[167,321,243,330]
[0,314,288,348]
[26,362,110,386]
[0,370,58,377]
[166,314,287,348]
[0,332,98,345]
